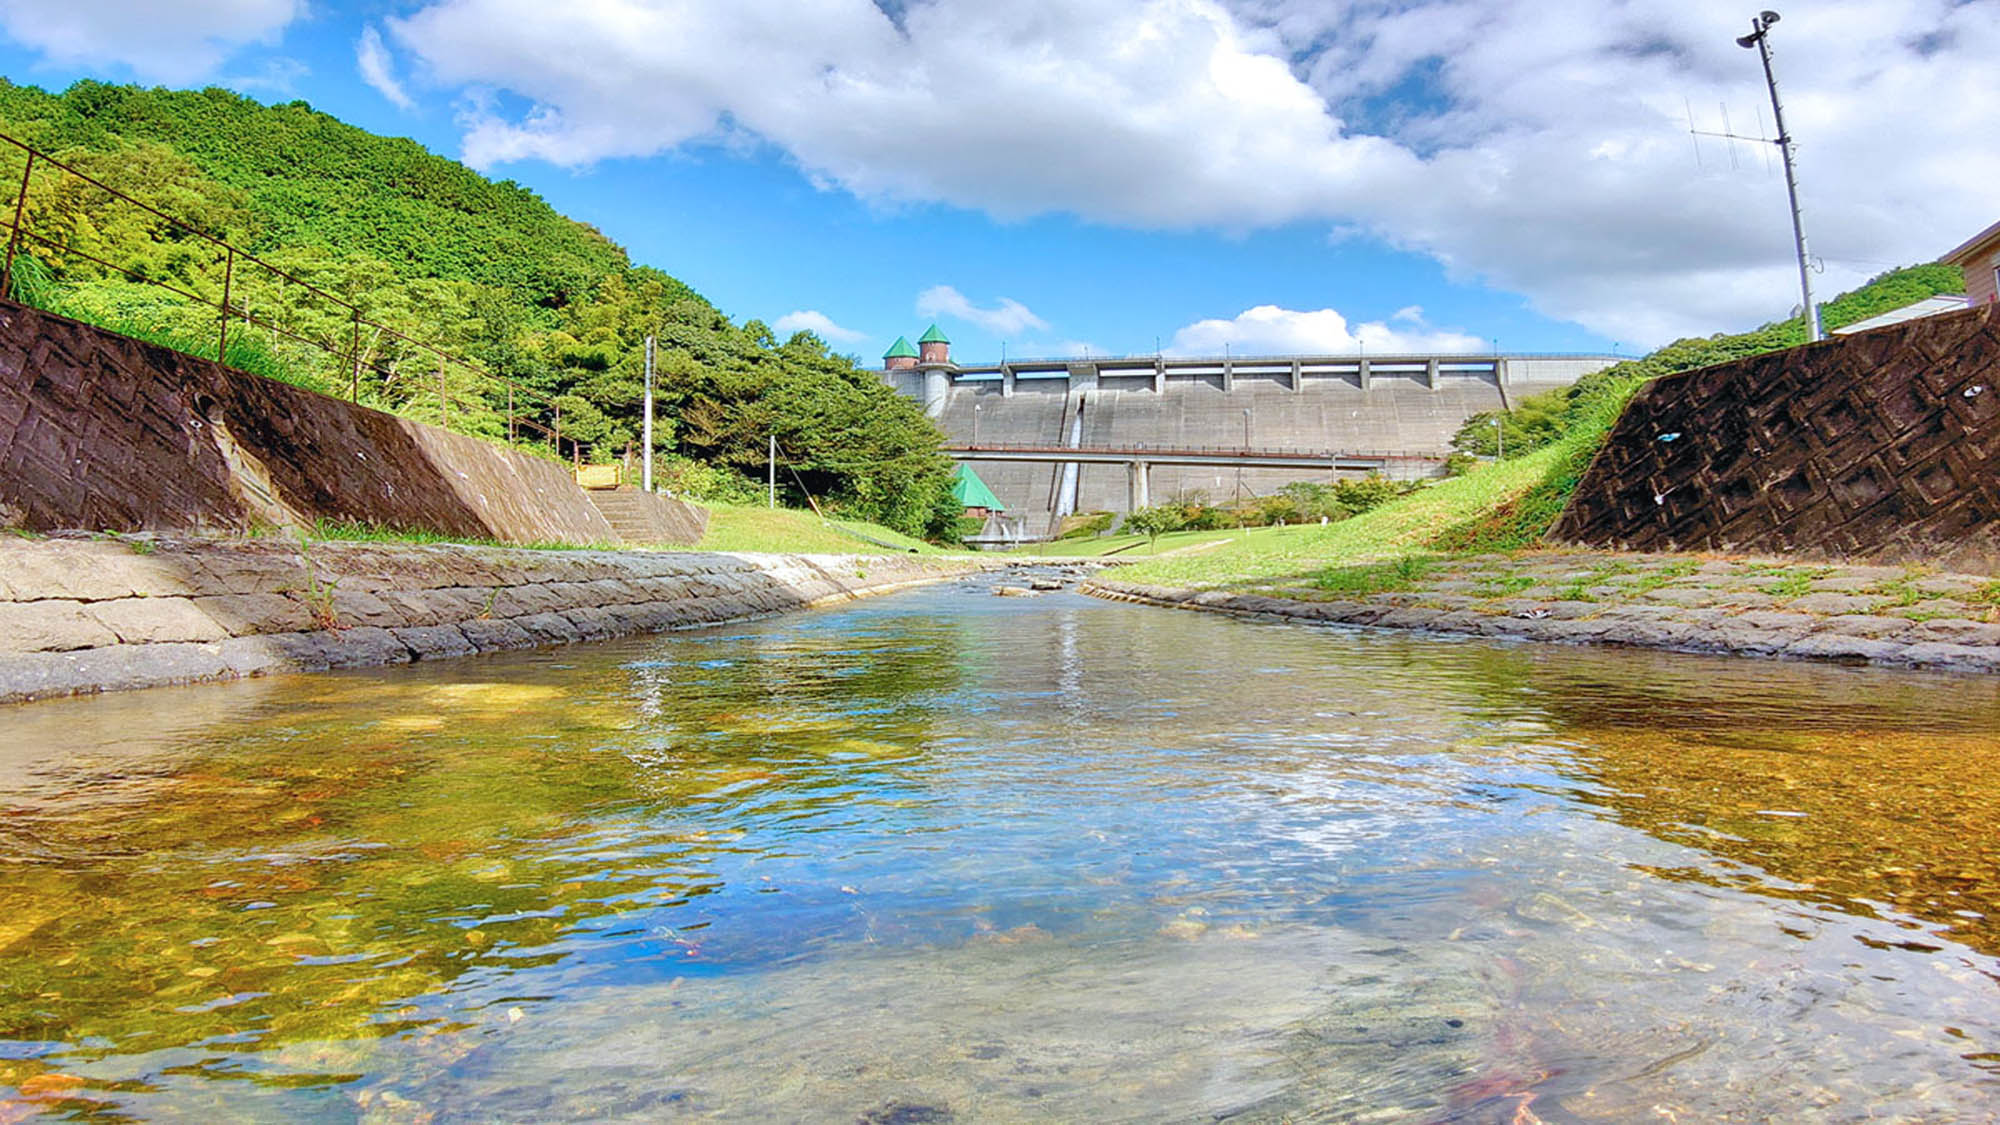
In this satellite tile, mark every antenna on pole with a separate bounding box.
[1737,9,1821,341]
[1685,97,1704,170]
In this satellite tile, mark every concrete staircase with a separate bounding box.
[583,487,708,546]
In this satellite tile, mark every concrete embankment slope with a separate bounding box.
[0,536,984,705]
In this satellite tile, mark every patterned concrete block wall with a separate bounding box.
[1554,304,2000,570]
[0,299,627,545]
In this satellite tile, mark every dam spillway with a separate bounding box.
[881,350,1620,531]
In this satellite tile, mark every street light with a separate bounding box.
[972,402,982,447]
[1737,10,1821,342]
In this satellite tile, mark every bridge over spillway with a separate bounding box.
[881,348,1620,534]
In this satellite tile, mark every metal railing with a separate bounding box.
[942,442,1451,461]
[0,130,589,466]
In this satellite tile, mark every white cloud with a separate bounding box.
[915,285,1049,336]
[0,0,304,84]
[357,25,414,110]
[382,0,2000,347]
[1169,305,1485,355]
[1391,305,1425,324]
[225,56,309,96]
[773,309,865,344]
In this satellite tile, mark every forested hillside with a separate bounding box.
[0,80,961,539]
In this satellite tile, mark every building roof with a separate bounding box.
[1831,293,1971,336]
[883,336,918,359]
[949,463,1004,510]
[1944,218,2000,265]
[918,323,951,345]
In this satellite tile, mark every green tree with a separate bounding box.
[1123,505,1188,547]
[0,77,972,540]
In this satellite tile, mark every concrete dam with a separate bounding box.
[879,329,1619,532]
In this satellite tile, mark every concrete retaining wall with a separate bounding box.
[0,535,980,704]
[0,299,658,546]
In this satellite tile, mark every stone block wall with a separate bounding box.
[1554,304,2000,570]
[0,299,647,546]
[0,536,978,704]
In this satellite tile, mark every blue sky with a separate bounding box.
[0,1,1991,366]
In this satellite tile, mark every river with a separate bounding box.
[1,575,1997,1121]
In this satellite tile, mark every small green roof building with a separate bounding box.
[950,463,1004,512]
[883,336,919,371]
[917,323,951,364]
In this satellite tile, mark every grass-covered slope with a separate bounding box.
[1116,264,1967,588]
[0,80,963,541]
[1112,447,1568,586]
[0,80,631,312]
[697,504,951,555]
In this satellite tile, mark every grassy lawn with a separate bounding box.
[696,503,951,555]
[303,507,946,557]
[1016,525,1261,558]
[1111,444,1572,588]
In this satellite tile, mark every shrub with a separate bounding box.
[1182,505,1236,531]
[1332,474,1400,514]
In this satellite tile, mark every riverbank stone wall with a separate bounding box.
[0,535,982,704]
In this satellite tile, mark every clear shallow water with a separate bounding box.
[1,577,1999,1121]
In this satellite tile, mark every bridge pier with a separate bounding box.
[1128,459,1150,511]
[1002,363,1015,398]
[1424,357,1440,391]
[1358,358,1372,391]
[1290,359,1303,393]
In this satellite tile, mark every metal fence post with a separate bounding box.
[348,309,362,401]
[217,247,234,363]
[553,403,562,457]
[1,151,33,302]
[507,385,516,441]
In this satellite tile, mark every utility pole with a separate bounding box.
[768,434,776,509]
[642,334,655,492]
[1738,10,1820,342]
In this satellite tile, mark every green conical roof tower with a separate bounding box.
[918,323,951,345]
[883,336,919,360]
[949,463,1004,510]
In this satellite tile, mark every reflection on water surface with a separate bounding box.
[2,578,1999,1121]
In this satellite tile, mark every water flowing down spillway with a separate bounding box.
[2,576,1999,1120]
